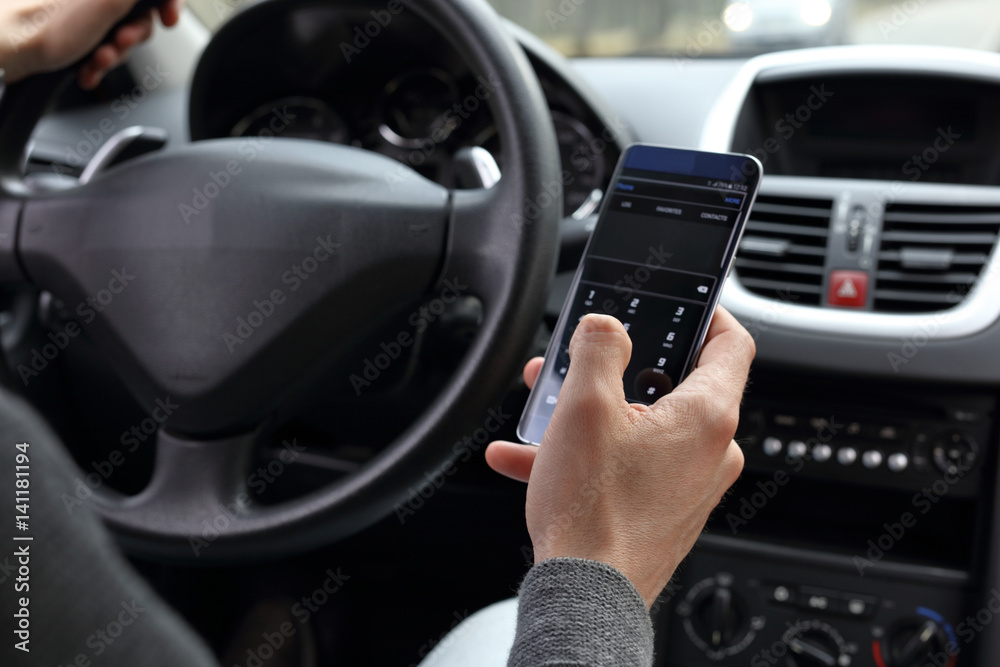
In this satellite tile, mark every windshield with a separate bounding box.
[487,0,1000,57]
[189,0,1000,57]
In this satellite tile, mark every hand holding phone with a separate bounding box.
[487,308,755,606]
[517,144,762,445]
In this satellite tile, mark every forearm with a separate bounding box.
[507,558,655,667]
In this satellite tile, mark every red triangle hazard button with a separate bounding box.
[828,270,868,308]
[837,279,858,299]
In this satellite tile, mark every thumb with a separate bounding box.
[556,314,632,424]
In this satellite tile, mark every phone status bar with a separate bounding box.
[706,179,749,192]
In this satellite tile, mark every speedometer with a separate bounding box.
[379,68,461,148]
[472,110,608,219]
[231,97,350,144]
[551,110,606,218]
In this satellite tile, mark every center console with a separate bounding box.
[641,45,1000,667]
[656,372,996,667]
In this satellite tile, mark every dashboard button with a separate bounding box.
[827,594,878,618]
[762,437,783,456]
[788,440,808,459]
[887,452,909,472]
[774,414,797,427]
[828,270,868,308]
[862,450,883,469]
[837,447,858,466]
[878,425,900,441]
[803,594,830,611]
[771,585,793,604]
[932,431,978,476]
[847,598,870,616]
[812,444,832,463]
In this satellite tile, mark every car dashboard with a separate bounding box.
[579,45,1000,667]
[22,9,1000,667]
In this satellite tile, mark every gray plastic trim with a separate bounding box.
[455,145,502,189]
[700,46,1000,341]
[78,126,166,184]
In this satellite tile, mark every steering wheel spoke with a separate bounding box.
[0,197,23,285]
[95,429,258,558]
[0,72,66,287]
[446,173,561,312]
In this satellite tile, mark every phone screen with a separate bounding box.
[517,144,762,446]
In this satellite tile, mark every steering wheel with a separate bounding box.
[0,0,560,561]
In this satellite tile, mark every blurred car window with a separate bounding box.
[188,0,1000,57]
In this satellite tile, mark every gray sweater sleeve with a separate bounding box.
[507,558,654,667]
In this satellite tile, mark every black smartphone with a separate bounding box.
[517,143,762,446]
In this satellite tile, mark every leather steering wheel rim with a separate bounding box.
[0,0,560,561]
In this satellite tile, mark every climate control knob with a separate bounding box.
[782,621,851,667]
[881,619,949,667]
[931,431,978,476]
[691,585,746,650]
[786,630,842,667]
[679,574,762,660]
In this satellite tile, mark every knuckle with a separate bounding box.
[659,391,702,430]
[735,324,757,362]
[712,408,742,444]
[559,389,620,430]
[724,443,745,484]
[694,395,741,444]
[662,393,735,446]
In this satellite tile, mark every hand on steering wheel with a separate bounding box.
[0,0,183,89]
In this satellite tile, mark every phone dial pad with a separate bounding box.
[554,278,708,405]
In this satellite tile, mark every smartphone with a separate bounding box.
[517,143,762,446]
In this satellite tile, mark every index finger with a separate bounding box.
[159,0,184,27]
[664,306,755,408]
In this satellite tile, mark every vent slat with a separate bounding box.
[745,221,830,239]
[783,245,828,257]
[735,195,833,306]
[738,277,823,295]
[735,258,825,276]
[878,250,989,266]
[872,289,958,305]
[751,203,833,222]
[874,203,1000,313]
[880,231,998,245]
[875,270,981,284]
[883,211,1000,225]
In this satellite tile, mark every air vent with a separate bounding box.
[875,204,1000,313]
[734,195,833,306]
